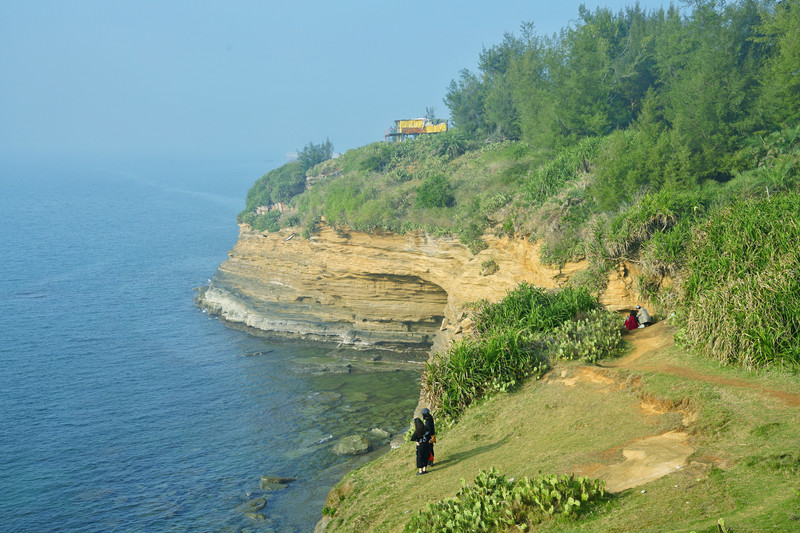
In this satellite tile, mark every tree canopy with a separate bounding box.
[444,0,799,183]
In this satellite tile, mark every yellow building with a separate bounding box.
[385,118,447,142]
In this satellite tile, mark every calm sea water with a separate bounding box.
[0,156,421,532]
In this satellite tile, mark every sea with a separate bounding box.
[0,156,422,532]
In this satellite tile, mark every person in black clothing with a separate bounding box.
[421,408,436,466]
[412,417,432,475]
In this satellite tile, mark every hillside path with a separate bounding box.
[605,321,800,407]
[572,320,800,492]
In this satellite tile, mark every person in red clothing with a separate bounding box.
[624,311,639,331]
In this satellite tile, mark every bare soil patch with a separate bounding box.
[575,320,800,493]
[609,321,800,407]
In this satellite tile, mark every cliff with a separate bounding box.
[196,223,643,353]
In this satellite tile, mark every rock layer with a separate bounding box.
[197,223,642,351]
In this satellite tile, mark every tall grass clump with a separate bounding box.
[523,137,601,206]
[679,193,800,369]
[422,285,602,421]
[472,284,598,336]
[423,329,548,421]
[404,468,606,533]
[602,188,707,260]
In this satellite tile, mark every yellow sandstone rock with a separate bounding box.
[198,223,642,351]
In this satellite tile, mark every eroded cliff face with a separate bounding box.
[197,223,642,353]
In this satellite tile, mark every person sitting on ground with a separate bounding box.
[411,417,432,476]
[635,305,652,327]
[624,311,639,331]
[421,407,436,466]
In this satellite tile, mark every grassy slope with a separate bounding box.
[322,322,800,532]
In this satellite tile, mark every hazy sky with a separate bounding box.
[1,0,670,165]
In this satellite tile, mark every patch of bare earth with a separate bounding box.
[567,321,800,492]
[551,365,696,493]
[609,321,800,407]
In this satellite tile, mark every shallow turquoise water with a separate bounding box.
[0,156,421,532]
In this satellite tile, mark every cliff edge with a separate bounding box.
[196,223,642,353]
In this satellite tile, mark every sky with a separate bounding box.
[1,0,671,167]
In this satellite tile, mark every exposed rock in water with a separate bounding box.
[309,391,342,404]
[333,435,372,456]
[259,475,296,491]
[344,391,368,403]
[370,428,392,439]
[260,475,297,484]
[234,497,267,513]
[244,512,267,521]
[289,357,352,375]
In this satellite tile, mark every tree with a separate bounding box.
[425,106,443,125]
[755,0,800,127]
[298,137,334,171]
[444,69,487,137]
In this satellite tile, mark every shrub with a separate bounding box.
[239,161,306,223]
[423,285,600,421]
[359,143,394,172]
[457,221,487,254]
[549,309,624,363]
[480,259,499,276]
[251,210,282,232]
[404,468,606,532]
[567,262,610,295]
[540,229,584,267]
[416,174,456,208]
[428,128,476,158]
[678,193,800,369]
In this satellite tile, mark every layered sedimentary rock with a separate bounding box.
[197,223,641,352]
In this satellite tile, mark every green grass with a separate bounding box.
[320,328,800,532]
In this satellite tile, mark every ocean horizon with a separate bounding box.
[0,156,420,532]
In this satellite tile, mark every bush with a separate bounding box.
[239,161,306,222]
[567,262,610,295]
[428,128,475,158]
[549,309,624,363]
[404,468,606,532]
[416,174,456,208]
[678,193,800,369]
[422,284,600,421]
[250,210,282,232]
[359,143,394,172]
[480,259,499,276]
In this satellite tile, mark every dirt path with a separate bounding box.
[571,321,800,492]
[608,321,800,406]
